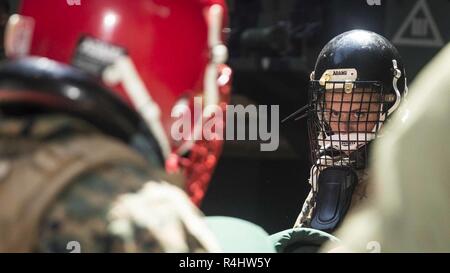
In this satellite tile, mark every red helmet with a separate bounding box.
[4,0,232,205]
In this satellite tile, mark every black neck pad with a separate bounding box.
[310,166,358,233]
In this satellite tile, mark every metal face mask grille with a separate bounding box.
[308,80,390,170]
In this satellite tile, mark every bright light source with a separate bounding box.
[103,12,118,29]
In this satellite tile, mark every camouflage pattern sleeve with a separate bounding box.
[293,189,314,228]
[293,165,319,228]
[36,163,219,253]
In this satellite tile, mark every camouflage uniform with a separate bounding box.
[0,115,220,253]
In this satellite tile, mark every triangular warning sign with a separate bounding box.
[392,0,444,47]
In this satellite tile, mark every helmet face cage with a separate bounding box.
[308,80,391,170]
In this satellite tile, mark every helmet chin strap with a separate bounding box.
[204,4,227,113]
[376,59,404,132]
[176,4,228,156]
[103,56,171,159]
[319,133,376,153]
[388,59,403,116]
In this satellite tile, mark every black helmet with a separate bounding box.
[308,29,408,169]
[312,29,407,103]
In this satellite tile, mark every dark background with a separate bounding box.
[5,0,449,235]
[200,0,450,234]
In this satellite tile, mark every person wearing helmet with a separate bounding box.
[270,29,408,253]
[293,29,408,233]
[6,0,233,206]
[0,0,233,252]
[322,42,450,253]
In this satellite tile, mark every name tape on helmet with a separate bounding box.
[72,36,127,77]
[319,69,358,92]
